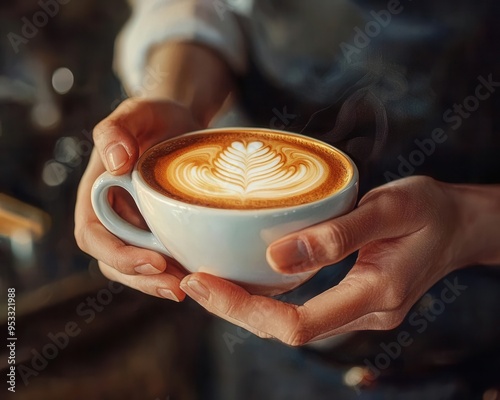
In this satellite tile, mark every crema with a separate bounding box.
[139,130,352,209]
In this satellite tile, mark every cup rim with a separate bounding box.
[134,127,359,214]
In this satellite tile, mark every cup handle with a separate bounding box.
[91,172,171,256]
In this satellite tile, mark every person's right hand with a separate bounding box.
[75,98,201,302]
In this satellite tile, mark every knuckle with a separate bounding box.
[347,265,409,318]
[372,176,438,213]
[98,261,115,281]
[379,187,413,212]
[114,97,142,113]
[108,251,132,274]
[299,222,352,267]
[84,232,133,275]
[92,119,117,143]
[117,98,152,121]
[281,308,313,347]
[74,228,84,250]
[217,291,251,318]
[380,281,408,312]
[374,311,405,330]
[381,295,405,314]
[98,261,129,287]
[406,175,437,187]
[363,181,414,211]
[322,221,352,261]
[220,298,240,317]
[121,97,143,108]
[362,183,431,228]
[74,223,89,253]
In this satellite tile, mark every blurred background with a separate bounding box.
[0,1,212,399]
[0,1,500,399]
[0,0,127,294]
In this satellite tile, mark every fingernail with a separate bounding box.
[268,239,310,273]
[157,288,179,302]
[182,278,210,301]
[106,143,129,172]
[134,263,161,275]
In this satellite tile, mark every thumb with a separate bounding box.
[93,99,201,175]
[93,100,147,175]
[266,188,419,274]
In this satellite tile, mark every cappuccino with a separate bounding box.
[93,128,358,293]
[139,130,352,209]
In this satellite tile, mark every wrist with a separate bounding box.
[142,41,235,127]
[447,182,500,267]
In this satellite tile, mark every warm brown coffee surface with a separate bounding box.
[139,130,352,209]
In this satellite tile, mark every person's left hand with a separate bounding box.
[179,176,481,345]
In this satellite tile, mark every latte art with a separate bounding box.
[140,130,352,209]
[169,140,327,201]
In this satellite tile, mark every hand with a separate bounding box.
[179,176,498,345]
[75,98,201,302]
[75,39,235,301]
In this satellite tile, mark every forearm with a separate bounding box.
[140,41,235,126]
[450,183,500,267]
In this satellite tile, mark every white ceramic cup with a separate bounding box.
[91,128,359,295]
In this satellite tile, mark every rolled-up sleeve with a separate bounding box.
[114,0,247,93]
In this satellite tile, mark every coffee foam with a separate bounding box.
[139,131,351,209]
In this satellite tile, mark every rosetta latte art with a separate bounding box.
[166,141,327,201]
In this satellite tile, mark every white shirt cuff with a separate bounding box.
[114,0,247,94]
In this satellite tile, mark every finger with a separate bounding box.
[99,261,186,302]
[270,233,442,343]
[80,220,168,275]
[181,264,398,346]
[301,311,398,342]
[180,273,276,340]
[305,266,424,341]
[109,187,149,229]
[93,99,200,175]
[267,184,424,274]
[75,151,166,275]
[296,264,408,341]
[181,273,370,346]
[283,237,431,342]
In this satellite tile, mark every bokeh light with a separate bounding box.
[52,67,75,95]
[42,160,68,186]
[31,102,61,130]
